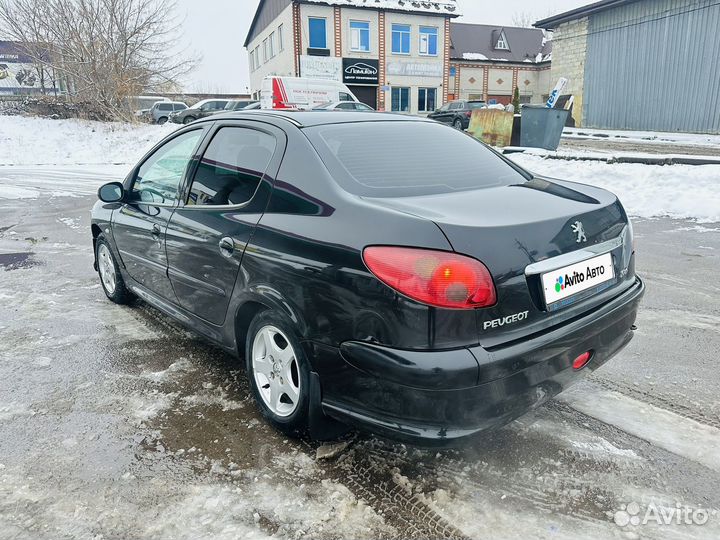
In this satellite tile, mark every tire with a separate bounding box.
[157,116,168,125]
[453,118,464,130]
[246,310,310,435]
[182,116,195,125]
[96,236,133,304]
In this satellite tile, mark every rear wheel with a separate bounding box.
[157,116,168,125]
[96,236,133,304]
[453,118,464,130]
[246,310,310,435]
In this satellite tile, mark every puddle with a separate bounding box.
[0,252,40,270]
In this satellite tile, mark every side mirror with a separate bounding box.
[98,181,124,203]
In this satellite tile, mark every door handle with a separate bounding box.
[219,237,235,257]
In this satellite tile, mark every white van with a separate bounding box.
[260,76,359,110]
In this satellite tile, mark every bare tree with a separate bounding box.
[511,11,536,28]
[0,0,199,119]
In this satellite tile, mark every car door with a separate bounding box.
[111,128,207,301]
[165,121,285,325]
[431,102,452,124]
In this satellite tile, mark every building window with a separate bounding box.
[495,31,509,50]
[418,88,437,112]
[391,24,411,54]
[309,17,327,49]
[419,26,438,56]
[262,38,269,62]
[254,46,260,67]
[350,21,370,52]
[391,87,410,112]
[278,24,284,52]
[249,50,255,71]
[269,31,275,59]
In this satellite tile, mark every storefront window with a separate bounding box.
[418,88,436,112]
[391,87,410,112]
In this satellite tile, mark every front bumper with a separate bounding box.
[319,277,645,444]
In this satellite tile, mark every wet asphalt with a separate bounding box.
[0,172,719,540]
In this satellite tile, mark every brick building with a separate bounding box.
[447,24,552,106]
[244,0,460,113]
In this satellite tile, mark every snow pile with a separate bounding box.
[0,115,174,166]
[509,154,720,223]
[303,0,460,15]
[462,52,488,60]
[563,127,720,149]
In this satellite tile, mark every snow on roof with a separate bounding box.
[302,0,461,16]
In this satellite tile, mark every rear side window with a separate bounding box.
[306,121,527,198]
[187,127,276,206]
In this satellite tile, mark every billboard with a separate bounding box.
[342,58,379,85]
[0,41,53,94]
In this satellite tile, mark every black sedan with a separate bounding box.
[427,99,487,130]
[91,111,644,444]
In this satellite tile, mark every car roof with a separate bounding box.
[196,110,429,128]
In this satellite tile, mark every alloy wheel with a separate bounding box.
[251,325,301,417]
[98,244,117,294]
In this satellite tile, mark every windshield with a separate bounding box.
[306,121,528,198]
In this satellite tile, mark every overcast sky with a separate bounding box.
[175,0,590,93]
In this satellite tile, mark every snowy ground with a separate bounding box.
[1,115,719,539]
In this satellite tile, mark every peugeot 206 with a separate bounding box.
[91,111,644,444]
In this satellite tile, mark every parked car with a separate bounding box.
[128,95,170,116]
[243,102,261,110]
[220,100,259,112]
[91,111,643,444]
[428,100,487,130]
[261,76,359,110]
[149,101,188,124]
[313,101,374,111]
[169,99,229,124]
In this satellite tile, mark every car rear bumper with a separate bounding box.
[319,277,644,445]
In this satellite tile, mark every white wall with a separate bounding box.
[340,8,379,59]
[248,4,295,95]
[383,12,447,115]
[299,4,337,56]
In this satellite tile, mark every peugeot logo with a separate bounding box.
[571,221,587,243]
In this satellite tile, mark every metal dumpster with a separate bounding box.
[520,106,570,151]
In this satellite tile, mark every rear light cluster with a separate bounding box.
[363,246,497,309]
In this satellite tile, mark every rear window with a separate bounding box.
[468,102,486,109]
[306,121,528,198]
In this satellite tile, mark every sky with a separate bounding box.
[175,0,591,93]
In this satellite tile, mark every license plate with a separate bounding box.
[541,253,615,306]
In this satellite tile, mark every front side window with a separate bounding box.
[133,130,204,204]
[350,21,370,51]
[391,87,410,112]
[306,121,528,198]
[418,88,436,112]
[339,92,354,102]
[392,24,411,54]
[187,127,276,206]
[419,26,438,56]
[309,17,327,49]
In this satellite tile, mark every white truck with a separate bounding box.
[260,76,359,110]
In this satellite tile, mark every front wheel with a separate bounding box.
[246,310,310,435]
[453,118,464,130]
[182,116,195,125]
[96,236,133,304]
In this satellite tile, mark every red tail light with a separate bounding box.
[572,351,592,370]
[465,111,472,117]
[363,246,497,309]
